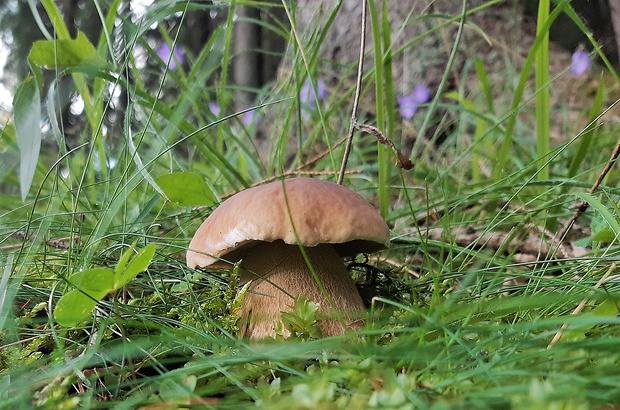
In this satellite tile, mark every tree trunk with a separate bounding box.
[185,3,215,57]
[234,5,262,110]
[610,0,620,66]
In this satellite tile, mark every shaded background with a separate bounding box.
[0,0,617,147]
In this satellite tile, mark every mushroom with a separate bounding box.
[186,177,390,338]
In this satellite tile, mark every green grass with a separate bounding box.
[2,0,620,408]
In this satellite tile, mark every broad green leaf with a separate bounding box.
[13,76,41,201]
[114,244,137,284]
[564,299,619,342]
[114,244,156,289]
[54,289,104,327]
[592,226,615,243]
[591,208,616,242]
[592,299,619,317]
[68,268,115,294]
[28,31,109,73]
[54,268,114,327]
[576,193,620,239]
[155,172,216,206]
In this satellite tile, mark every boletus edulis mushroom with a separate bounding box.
[186,177,390,338]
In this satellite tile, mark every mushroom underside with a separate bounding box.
[237,240,365,339]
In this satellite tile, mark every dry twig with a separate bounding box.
[354,123,414,170]
[338,0,367,184]
[336,0,414,182]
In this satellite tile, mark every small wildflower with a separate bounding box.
[300,78,327,121]
[570,50,590,76]
[157,42,184,70]
[300,78,327,109]
[398,84,430,119]
[243,108,262,126]
[208,102,220,117]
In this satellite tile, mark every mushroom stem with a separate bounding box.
[238,240,364,338]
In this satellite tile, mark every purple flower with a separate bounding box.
[300,78,327,109]
[208,102,220,117]
[242,108,262,126]
[157,42,184,70]
[570,50,590,76]
[300,78,327,121]
[398,84,430,119]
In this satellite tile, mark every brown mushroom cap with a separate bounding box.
[186,177,390,269]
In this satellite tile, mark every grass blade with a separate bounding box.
[493,0,567,180]
[567,77,605,179]
[12,77,41,201]
[535,0,550,181]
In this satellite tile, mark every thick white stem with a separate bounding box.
[238,241,364,338]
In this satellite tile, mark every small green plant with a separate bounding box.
[155,171,216,206]
[275,294,323,341]
[53,243,156,327]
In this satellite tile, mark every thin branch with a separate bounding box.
[354,123,414,170]
[338,0,368,184]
